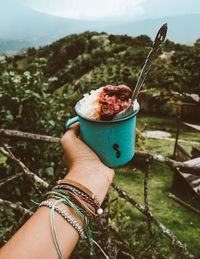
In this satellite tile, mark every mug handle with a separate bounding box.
[64,116,79,132]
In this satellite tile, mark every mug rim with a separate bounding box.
[75,101,140,123]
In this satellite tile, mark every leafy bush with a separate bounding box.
[0,58,75,203]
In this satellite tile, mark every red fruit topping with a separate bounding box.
[99,85,132,120]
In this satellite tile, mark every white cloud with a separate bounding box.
[22,0,145,21]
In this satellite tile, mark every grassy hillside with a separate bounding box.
[8,31,200,100]
[11,32,153,94]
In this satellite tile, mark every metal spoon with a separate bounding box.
[113,23,168,120]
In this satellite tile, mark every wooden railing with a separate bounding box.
[1,129,200,258]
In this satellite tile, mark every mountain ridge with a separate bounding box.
[0,3,200,54]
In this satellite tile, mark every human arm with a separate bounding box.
[0,123,114,259]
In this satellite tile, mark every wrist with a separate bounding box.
[63,163,114,204]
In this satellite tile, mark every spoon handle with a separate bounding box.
[131,23,168,103]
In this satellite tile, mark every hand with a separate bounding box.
[60,122,114,203]
[61,122,101,170]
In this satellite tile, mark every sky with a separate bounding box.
[20,0,200,21]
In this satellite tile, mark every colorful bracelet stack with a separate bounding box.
[39,200,86,239]
[39,179,108,259]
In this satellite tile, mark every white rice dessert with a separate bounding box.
[78,87,103,120]
[78,85,139,120]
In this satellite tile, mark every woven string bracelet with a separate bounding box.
[44,192,91,235]
[65,190,99,217]
[40,199,109,258]
[46,193,93,222]
[46,190,95,220]
[53,185,100,207]
[39,200,86,239]
[53,185,103,214]
[57,179,95,199]
[54,185,99,207]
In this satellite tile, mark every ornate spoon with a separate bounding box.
[113,23,168,120]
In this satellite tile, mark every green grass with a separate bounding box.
[137,113,177,129]
[109,112,200,257]
[144,138,175,157]
[176,131,200,144]
[144,137,199,157]
[137,112,200,154]
[111,161,200,257]
[137,113,200,135]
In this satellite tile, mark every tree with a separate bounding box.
[171,45,200,94]
[132,35,153,47]
[27,47,36,56]
[163,39,176,51]
[146,58,190,94]
[194,38,200,48]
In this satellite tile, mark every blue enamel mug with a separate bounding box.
[64,101,140,168]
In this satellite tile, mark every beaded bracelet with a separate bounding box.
[44,192,88,225]
[41,193,108,258]
[46,192,94,221]
[45,192,93,240]
[53,185,103,216]
[39,200,86,240]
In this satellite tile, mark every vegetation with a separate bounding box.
[0,31,200,258]
[110,161,200,258]
[147,40,200,95]
[137,113,200,152]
